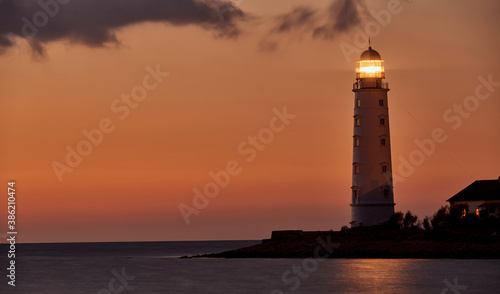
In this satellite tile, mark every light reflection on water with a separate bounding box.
[1,242,498,293]
[317,259,497,294]
[6,257,498,294]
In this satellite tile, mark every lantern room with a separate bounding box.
[355,46,385,79]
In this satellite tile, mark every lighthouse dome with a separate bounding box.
[360,47,381,60]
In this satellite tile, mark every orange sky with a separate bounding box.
[1,0,499,243]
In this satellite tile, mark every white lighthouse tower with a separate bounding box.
[350,44,395,227]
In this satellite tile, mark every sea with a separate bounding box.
[0,240,499,294]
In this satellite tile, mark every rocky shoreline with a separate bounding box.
[187,228,500,259]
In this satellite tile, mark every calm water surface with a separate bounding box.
[0,241,498,293]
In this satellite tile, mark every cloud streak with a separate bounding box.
[261,0,369,52]
[0,0,244,56]
[0,0,370,56]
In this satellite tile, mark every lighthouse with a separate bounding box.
[350,44,395,227]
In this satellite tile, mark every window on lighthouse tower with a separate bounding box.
[352,188,359,203]
[379,115,386,126]
[354,116,360,127]
[353,163,360,174]
[354,136,360,147]
[380,185,391,198]
[383,188,390,198]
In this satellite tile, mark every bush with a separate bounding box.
[403,211,419,230]
[385,211,404,230]
[431,206,450,230]
[422,216,432,231]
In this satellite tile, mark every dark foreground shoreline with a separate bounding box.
[187,228,500,259]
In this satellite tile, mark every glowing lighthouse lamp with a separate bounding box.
[356,59,385,79]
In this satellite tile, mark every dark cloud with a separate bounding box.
[314,0,368,39]
[261,0,369,51]
[0,0,244,56]
[271,6,317,34]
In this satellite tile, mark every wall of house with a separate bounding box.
[451,200,500,213]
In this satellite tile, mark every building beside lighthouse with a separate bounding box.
[350,45,395,227]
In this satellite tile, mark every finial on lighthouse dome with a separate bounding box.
[360,40,381,60]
